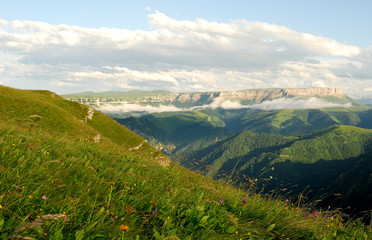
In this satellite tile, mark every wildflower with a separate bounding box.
[242,199,247,203]
[220,199,224,204]
[172,205,175,209]
[119,225,129,232]
[0,205,2,209]
[15,185,19,189]
[152,208,157,215]
[42,195,46,200]
[303,212,310,217]
[28,195,32,199]
[108,182,116,185]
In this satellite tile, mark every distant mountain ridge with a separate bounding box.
[63,87,353,107]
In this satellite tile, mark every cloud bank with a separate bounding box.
[0,12,371,96]
[98,103,185,114]
[98,97,352,115]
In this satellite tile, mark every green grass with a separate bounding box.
[0,86,371,239]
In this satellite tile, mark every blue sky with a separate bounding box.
[0,0,371,96]
[2,0,371,46]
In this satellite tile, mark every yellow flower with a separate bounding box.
[119,225,129,232]
[28,195,32,198]
[0,205,3,208]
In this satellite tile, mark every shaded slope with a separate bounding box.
[183,125,372,219]
[118,111,230,154]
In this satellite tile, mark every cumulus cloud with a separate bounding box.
[0,12,370,96]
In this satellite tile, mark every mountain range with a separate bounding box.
[63,87,359,108]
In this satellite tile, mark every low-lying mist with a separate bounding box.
[98,97,352,115]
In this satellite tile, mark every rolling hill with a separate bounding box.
[3,85,370,238]
[182,126,372,219]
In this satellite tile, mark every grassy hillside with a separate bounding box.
[0,86,370,239]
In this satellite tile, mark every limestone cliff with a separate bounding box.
[171,88,346,106]
[66,87,349,107]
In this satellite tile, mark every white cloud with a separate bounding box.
[0,12,370,96]
[98,103,186,114]
[248,97,352,110]
[97,97,352,116]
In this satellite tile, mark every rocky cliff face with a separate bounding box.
[171,88,346,106]
[67,87,348,107]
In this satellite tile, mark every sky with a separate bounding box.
[0,0,372,97]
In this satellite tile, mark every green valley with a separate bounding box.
[110,102,372,222]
